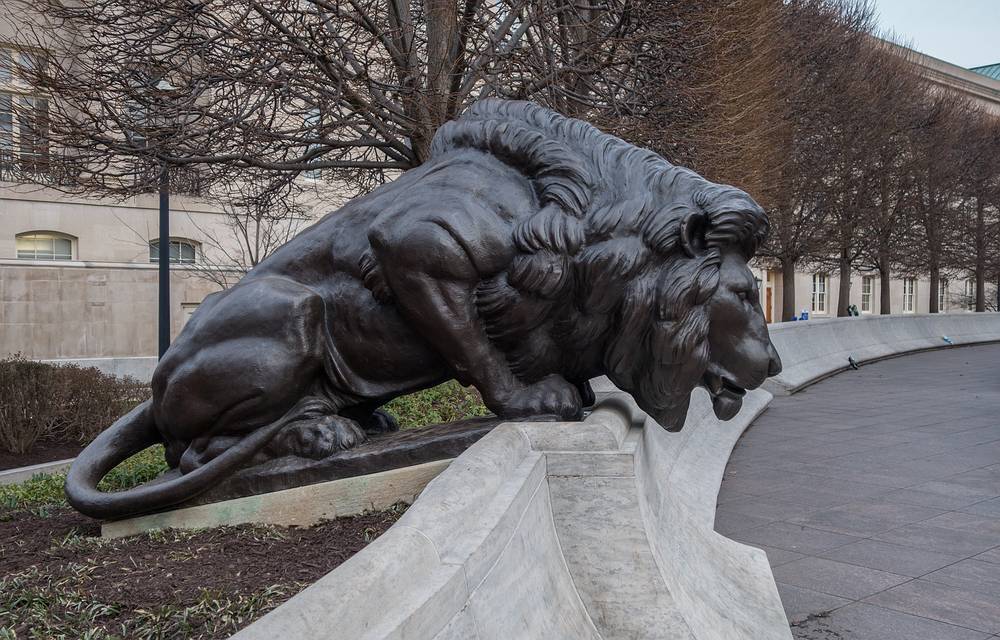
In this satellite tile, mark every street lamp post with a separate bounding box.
[154,78,176,360]
[158,160,170,359]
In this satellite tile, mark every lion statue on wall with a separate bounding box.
[66,99,782,519]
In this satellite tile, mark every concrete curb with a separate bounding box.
[40,356,158,382]
[764,313,1000,394]
[230,390,792,640]
[102,459,452,539]
[0,458,75,486]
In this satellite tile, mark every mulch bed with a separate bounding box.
[0,505,403,637]
[0,442,84,471]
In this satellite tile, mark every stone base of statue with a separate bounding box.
[100,417,503,537]
[129,417,502,514]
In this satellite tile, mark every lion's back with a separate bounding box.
[246,150,536,287]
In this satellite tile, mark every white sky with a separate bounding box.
[871,0,998,68]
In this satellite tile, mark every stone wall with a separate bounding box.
[0,263,219,359]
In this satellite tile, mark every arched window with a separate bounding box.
[149,238,198,264]
[15,231,75,260]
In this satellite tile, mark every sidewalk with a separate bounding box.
[716,344,1000,639]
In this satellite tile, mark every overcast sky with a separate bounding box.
[871,0,998,68]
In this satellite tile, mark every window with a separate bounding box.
[16,231,74,260]
[1,44,49,177]
[965,279,976,310]
[861,276,874,313]
[17,95,48,172]
[303,107,322,180]
[149,238,198,264]
[17,50,42,83]
[0,49,10,83]
[126,101,148,149]
[0,93,11,153]
[811,273,828,314]
[0,45,43,86]
[938,279,948,312]
[902,278,916,313]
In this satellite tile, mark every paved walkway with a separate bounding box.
[715,344,1000,640]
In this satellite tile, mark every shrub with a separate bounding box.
[384,380,490,429]
[0,355,151,454]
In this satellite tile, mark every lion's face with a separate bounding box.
[608,248,781,431]
[698,251,782,421]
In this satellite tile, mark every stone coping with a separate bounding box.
[229,390,792,640]
[765,313,1000,394]
[102,459,452,539]
[0,458,75,486]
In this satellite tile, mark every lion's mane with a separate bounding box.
[430,100,770,417]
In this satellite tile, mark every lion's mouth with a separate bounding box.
[702,370,746,421]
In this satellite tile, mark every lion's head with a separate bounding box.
[435,99,782,430]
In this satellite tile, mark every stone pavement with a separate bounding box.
[716,343,1000,640]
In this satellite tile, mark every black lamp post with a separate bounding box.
[158,160,170,359]
[154,78,176,360]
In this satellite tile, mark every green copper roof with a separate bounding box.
[970,63,1000,81]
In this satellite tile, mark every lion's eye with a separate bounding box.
[737,290,749,301]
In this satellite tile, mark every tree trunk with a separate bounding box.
[928,262,939,314]
[975,198,986,312]
[837,248,851,317]
[421,0,460,160]
[878,254,892,314]
[781,257,797,322]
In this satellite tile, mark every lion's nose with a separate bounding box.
[767,345,782,377]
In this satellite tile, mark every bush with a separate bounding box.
[0,355,151,454]
[384,380,490,429]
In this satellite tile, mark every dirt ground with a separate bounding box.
[0,505,404,638]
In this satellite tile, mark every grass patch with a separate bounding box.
[384,380,490,429]
[0,447,168,513]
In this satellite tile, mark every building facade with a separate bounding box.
[749,43,1000,323]
[750,267,985,324]
[2,31,998,360]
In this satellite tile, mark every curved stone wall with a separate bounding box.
[231,389,792,640]
[230,313,1000,640]
[765,313,1000,394]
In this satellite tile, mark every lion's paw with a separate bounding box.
[274,415,367,460]
[496,375,583,421]
[363,409,399,434]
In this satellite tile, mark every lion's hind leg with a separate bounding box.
[180,397,366,471]
[265,398,366,460]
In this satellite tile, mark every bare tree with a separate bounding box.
[825,37,925,315]
[954,112,1000,312]
[5,0,641,199]
[758,0,877,320]
[897,92,971,313]
[187,175,312,288]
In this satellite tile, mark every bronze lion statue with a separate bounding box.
[66,99,781,519]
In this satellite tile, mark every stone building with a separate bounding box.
[751,44,1000,323]
[1,29,998,361]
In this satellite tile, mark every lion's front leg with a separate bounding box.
[370,220,582,421]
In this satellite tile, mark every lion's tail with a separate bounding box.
[65,399,300,520]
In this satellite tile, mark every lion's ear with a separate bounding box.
[680,211,708,258]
